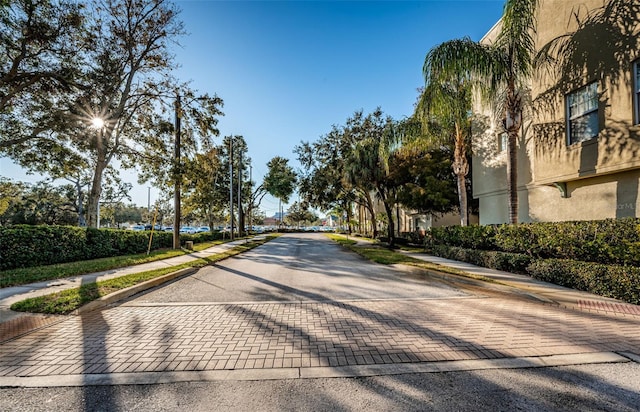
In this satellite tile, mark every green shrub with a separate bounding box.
[432,245,531,274]
[495,219,640,265]
[527,259,640,305]
[428,218,640,266]
[428,225,497,250]
[0,225,175,271]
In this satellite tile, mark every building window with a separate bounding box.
[498,132,507,152]
[634,60,640,125]
[566,82,599,145]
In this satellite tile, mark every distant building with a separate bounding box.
[262,217,279,226]
[472,0,640,224]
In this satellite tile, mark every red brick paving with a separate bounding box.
[578,300,640,316]
[0,313,67,343]
[0,295,638,378]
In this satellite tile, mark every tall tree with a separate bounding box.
[77,0,184,228]
[182,147,223,229]
[65,0,224,228]
[285,201,318,228]
[344,109,401,246]
[423,0,538,223]
[0,0,83,150]
[0,179,78,225]
[263,156,297,224]
[415,77,473,226]
[389,146,459,216]
[295,125,357,234]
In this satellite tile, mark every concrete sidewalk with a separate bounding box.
[399,250,640,317]
[0,238,261,340]
[343,235,639,316]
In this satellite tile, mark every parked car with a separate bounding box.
[179,226,197,234]
[163,226,173,232]
[130,225,145,231]
[196,226,210,233]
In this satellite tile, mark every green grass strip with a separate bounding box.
[0,238,243,288]
[327,233,495,282]
[10,235,279,315]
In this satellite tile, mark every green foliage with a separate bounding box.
[427,224,497,250]
[326,234,357,247]
[428,218,640,304]
[263,156,297,203]
[0,225,177,271]
[285,201,318,226]
[0,247,186,288]
[390,146,460,215]
[0,179,79,225]
[432,245,531,274]
[527,259,640,305]
[429,218,640,266]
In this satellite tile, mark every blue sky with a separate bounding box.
[1,0,505,216]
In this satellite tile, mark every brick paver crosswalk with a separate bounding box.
[1,295,638,378]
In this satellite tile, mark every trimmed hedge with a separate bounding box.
[429,245,640,305]
[527,259,640,305]
[432,245,532,274]
[427,218,640,266]
[426,218,640,305]
[0,225,227,271]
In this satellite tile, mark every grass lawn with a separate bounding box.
[326,233,493,281]
[9,235,278,315]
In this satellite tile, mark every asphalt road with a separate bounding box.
[131,233,468,303]
[2,233,639,411]
[3,363,640,411]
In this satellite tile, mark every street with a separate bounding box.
[1,233,639,411]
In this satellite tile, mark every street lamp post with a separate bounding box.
[229,136,234,241]
[237,148,242,237]
[249,165,252,233]
[173,94,181,249]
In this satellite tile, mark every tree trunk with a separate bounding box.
[505,81,521,225]
[76,181,86,227]
[364,190,377,239]
[346,201,352,235]
[238,205,245,236]
[87,150,107,228]
[383,199,395,248]
[507,130,518,224]
[395,203,401,237]
[453,124,469,226]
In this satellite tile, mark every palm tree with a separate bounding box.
[415,76,473,226]
[344,109,400,246]
[423,0,538,224]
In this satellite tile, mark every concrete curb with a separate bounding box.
[72,267,198,315]
[393,264,556,304]
[0,352,629,387]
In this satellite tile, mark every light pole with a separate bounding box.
[229,136,234,240]
[249,165,252,233]
[173,94,181,249]
[237,148,242,236]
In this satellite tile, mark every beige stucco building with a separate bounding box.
[473,0,640,224]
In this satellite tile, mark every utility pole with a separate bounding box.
[237,149,242,237]
[229,136,234,240]
[173,94,181,249]
[249,165,252,233]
